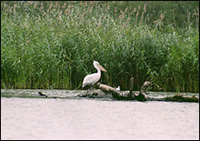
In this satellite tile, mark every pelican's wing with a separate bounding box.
[82,73,100,88]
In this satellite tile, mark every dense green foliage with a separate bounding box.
[1,1,199,92]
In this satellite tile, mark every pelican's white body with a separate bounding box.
[82,61,106,88]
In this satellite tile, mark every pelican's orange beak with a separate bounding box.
[98,64,107,72]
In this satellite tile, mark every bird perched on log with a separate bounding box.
[82,60,107,89]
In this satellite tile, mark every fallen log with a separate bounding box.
[96,79,152,101]
[81,77,199,103]
[148,94,199,102]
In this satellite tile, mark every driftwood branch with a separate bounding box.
[149,94,199,102]
[95,79,152,101]
[81,77,199,103]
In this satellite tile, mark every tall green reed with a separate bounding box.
[1,1,199,92]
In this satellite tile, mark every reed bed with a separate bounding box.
[1,1,199,92]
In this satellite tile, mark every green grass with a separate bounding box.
[1,1,199,92]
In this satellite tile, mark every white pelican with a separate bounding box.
[82,60,107,88]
